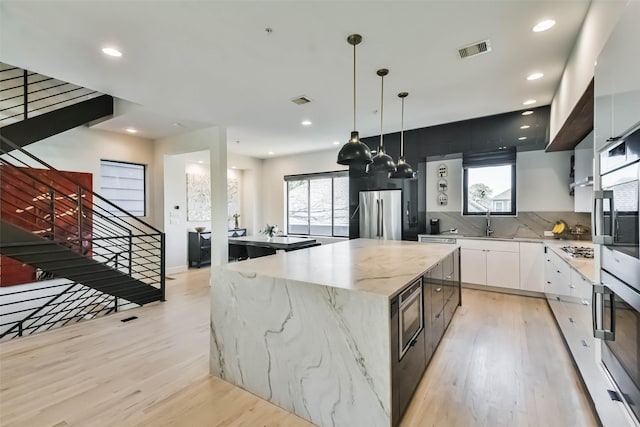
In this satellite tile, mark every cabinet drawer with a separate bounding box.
[458,239,519,252]
[570,269,593,302]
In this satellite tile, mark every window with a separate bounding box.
[462,150,516,216]
[100,160,146,216]
[286,171,349,237]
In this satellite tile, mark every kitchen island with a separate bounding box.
[210,238,460,427]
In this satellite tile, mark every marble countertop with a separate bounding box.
[222,238,459,299]
[544,240,596,283]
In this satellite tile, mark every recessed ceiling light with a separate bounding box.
[301,120,312,126]
[231,166,237,169]
[268,151,274,155]
[523,99,537,105]
[522,110,534,116]
[518,137,527,140]
[520,125,530,129]
[333,141,340,145]
[102,47,122,57]
[198,161,204,164]
[533,19,556,33]
[125,128,137,134]
[527,72,544,81]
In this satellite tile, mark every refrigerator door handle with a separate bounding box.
[376,199,380,237]
[380,199,384,238]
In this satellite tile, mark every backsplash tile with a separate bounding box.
[426,211,592,240]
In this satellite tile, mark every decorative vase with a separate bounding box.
[234,217,239,229]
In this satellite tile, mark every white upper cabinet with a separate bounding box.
[595,0,640,151]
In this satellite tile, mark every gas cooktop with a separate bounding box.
[560,246,594,259]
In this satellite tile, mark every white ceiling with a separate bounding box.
[0,1,592,158]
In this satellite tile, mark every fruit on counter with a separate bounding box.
[552,221,567,234]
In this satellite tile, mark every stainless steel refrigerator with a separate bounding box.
[359,190,402,240]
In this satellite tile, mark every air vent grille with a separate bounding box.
[458,40,491,59]
[291,96,312,105]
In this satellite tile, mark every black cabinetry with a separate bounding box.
[188,231,211,268]
[228,228,247,237]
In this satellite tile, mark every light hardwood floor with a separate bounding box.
[0,268,597,427]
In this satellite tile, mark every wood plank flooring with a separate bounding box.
[0,268,597,427]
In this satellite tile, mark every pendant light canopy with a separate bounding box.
[368,68,397,174]
[390,92,416,179]
[337,34,372,166]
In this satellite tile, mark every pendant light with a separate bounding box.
[390,92,416,179]
[368,68,396,174]
[337,34,372,166]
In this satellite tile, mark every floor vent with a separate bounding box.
[458,40,491,59]
[291,95,312,105]
[120,316,138,322]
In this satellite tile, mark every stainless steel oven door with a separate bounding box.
[398,278,423,360]
[595,271,640,423]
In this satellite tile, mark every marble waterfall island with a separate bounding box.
[210,239,458,427]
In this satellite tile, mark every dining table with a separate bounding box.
[228,235,318,251]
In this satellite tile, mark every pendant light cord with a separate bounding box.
[400,96,405,157]
[379,73,384,152]
[353,42,356,132]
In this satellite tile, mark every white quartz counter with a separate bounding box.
[544,240,596,283]
[224,238,459,299]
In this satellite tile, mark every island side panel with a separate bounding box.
[210,268,392,427]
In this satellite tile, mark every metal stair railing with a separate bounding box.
[0,62,102,127]
[0,135,165,340]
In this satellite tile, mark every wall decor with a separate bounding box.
[438,192,448,206]
[438,164,448,177]
[187,173,211,221]
[438,178,448,192]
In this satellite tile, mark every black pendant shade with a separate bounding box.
[369,151,397,173]
[337,131,372,165]
[337,34,372,166]
[390,91,415,179]
[390,157,415,179]
[368,68,396,174]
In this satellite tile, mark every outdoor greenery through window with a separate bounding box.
[100,160,146,217]
[462,150,516,215]
[286,171,349,237]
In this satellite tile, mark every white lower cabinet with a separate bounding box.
[459,240,519,288]
[519,242,545,292]
[544,248,592,303]
[460,248,486,285]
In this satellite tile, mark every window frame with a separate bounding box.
[99,159,147,217]
[462,151,517,216]
[285,171,349,237]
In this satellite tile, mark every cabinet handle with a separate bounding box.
[410,338,418,347]
[435,288,442,292]
[593,284,615,341]
[593,190,615,244]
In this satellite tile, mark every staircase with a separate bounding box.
[0,62,113,152]
[0,63,164,340]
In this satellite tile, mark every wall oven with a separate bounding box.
[594,126,640,423]
[398,278,424,359]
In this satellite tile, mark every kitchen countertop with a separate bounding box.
[418,234,596,283]
[224,238,459,299]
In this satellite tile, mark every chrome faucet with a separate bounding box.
[485,210,493,237]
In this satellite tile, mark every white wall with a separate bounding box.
[12,126,156,223]
[228,152,263,235]
[154,127,227,273]
[427,150,574,213]
[549,0,626,143]
[261,148,347,231]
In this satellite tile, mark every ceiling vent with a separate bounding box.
[291,95,312,105]
[458,40,491,59]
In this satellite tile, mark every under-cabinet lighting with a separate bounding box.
[125,128,137,134]
[522,111,534,116]
[520,125,530,129]
[523,99,536,105]
[518,137,527,140]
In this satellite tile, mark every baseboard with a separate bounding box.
[166,265,188,275]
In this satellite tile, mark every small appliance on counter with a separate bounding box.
[568,224,590,240]
[429,218,440,235]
